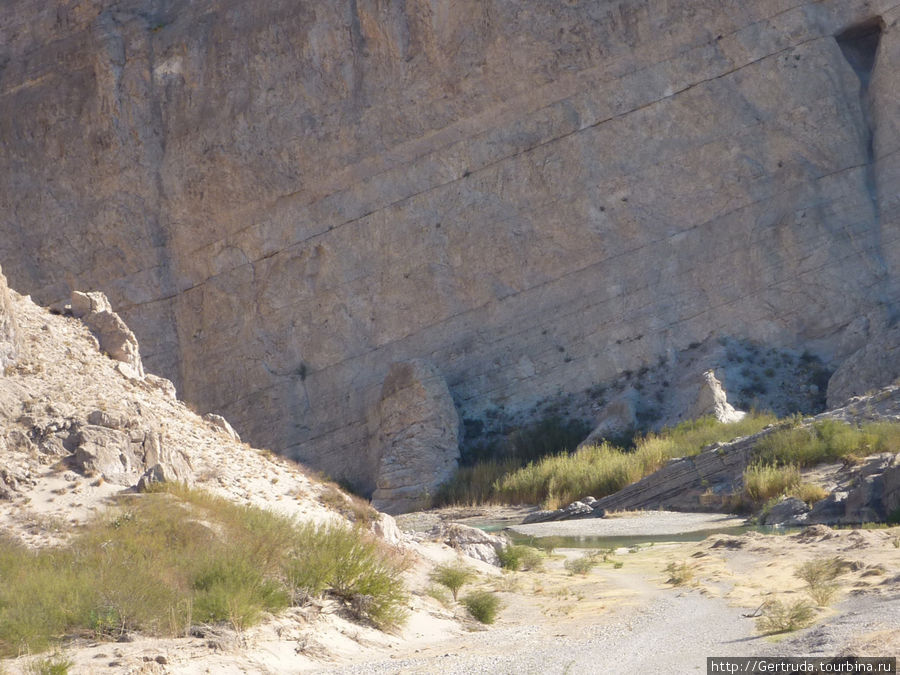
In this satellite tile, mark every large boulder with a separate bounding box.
[689,370,746,423]
[432,522,509,566]
[370,360,460,514]
[761,497,810,526]
[827,323,900,408]
[71,291,145,379]
[0,265,20,371]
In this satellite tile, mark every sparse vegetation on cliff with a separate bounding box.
[754,419,900,467]
[0,485,408,657]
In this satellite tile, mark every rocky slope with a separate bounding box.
[2,0,899,501]
[0,267,496,672]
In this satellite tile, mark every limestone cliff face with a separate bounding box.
[1,0,899,491]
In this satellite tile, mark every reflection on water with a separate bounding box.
[475,522,797,550]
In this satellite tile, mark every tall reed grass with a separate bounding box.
[488,413,776,508]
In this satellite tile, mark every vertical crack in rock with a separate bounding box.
[836,18,884,217]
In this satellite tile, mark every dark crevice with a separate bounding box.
[835,18,883,216]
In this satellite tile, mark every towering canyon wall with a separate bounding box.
[1,0,898,492]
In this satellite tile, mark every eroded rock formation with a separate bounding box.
[0,266,19,371]
[370,360,459,514]
[690,371,746,424]
[70,291,146,379]
[1,1,899,493]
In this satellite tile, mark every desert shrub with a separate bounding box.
[462,591,501,624]
[0,486,409,658]
[796,557,846,607]
[755,420,900,468]
[430,563,475,601]
[518,547,545,572]
[756,599,815,634]
[564,554,598,576]
[497,545,523,571]
[742,463,800,505]
[310,526,410,630]
[664,561,694,586]
[497,545,543,572]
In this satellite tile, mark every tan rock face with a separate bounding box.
[1,1,899,490]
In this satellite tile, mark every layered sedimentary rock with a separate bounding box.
[1,1,899,492]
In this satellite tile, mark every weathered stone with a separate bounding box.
[203,413,241,442]
[71,424,191,487]
[87,410,129,429]
[433,522,508,566]
[70,291,113,319]
[522,500,603,523]
[71,425,137,485]
[370,513,405,547]
[690,371,746,424]
[71,292,145,379]
[808,492,849,524]
[0,1,898,492]
[762,497,810,526]
[0,265,19,371]
[145,374,177,400]
[370,360,460,514]
[842,453,900,523]
[827,323,900,407]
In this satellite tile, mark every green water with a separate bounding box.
[475,522,798,551]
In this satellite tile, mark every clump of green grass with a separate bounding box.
[564,554,598,576]
[430,563,475,601]
[0,485,409,658]
[796,557,847,606]
[492,414,776,507]
[755,420,900,468]
[462,591,501,624]
[742,463,801,505]
[497,545,543,572]
[664,561,694,586]
[791,482,829,506]
[756,598,815,634]
[24,654,74,675]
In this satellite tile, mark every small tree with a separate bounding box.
[430,563,474,602]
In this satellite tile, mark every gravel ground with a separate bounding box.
[316,590,898,675]
[510,511,747,538]
[317,589,762,674]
